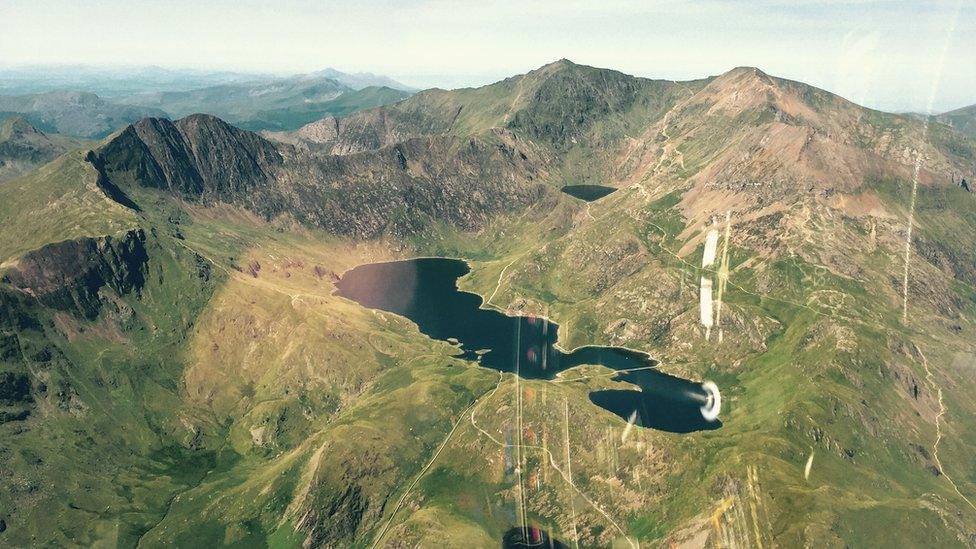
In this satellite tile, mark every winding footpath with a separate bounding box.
[917,348,976,514]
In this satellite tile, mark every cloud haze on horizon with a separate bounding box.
[1,0,974,112]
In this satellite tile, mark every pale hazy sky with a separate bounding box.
[1,0,974,112]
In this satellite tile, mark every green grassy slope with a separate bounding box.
[0,151,136,263]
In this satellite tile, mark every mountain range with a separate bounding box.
[0,67,414,138]
[1,59,975,548]
[0,90,166,138]
[0,65,413,97]
[114,77,412,131]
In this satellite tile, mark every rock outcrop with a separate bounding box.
[2,229,149,319]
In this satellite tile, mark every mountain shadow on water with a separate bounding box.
[334,257,722,434]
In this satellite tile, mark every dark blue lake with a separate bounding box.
[335,258,720,433]
[561,184,617,201]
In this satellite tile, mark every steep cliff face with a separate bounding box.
[2,229,149,319]
[0,228,150,430]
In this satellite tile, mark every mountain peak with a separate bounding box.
[550,58,577,67]
[176,112,234,129]
[533,58,580,74]
[724,65,767,77]
[687,64,822,122]
[712,65,775,89]
[98,113,282,203]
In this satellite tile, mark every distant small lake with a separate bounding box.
[561,184,617,201]
[335,258,720,433]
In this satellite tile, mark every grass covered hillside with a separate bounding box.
[1,60,975,548]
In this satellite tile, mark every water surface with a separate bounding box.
[335,258,720,433]
[560,184,617,201]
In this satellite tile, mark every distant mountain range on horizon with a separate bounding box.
[0,67,416,138]
[0,64,416,96]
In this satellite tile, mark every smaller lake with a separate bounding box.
[335,258,720,433]
[560,184,617,201]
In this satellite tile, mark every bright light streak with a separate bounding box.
[700,381,721,422]
[621,410,638,443]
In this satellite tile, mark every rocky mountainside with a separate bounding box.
[1,60,976,548]
[94,113,550,238]
[279,59,688,155]
[96,115,283,204]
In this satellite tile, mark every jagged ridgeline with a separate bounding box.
[1,60,976,547]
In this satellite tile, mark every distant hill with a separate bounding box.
[0,91,167,138]
[0,117,84,181]
[0,66,415,134]
[117,77,411,131]
[935,104,976,139]
[307,68,414,91]
[0,65,266,96]
[240,86,412,131]
[0,65,413,96]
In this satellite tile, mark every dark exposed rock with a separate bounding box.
[97,115,284,217]
[2,229,149,319]
[85,150,141,211]
[298,450,393,547]
[0,289,51,421]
